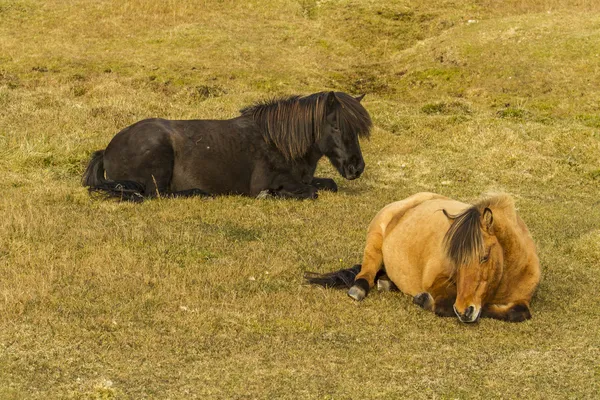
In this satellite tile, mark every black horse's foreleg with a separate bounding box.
[267,174,319,199]
[311,177,338,192]
[273,184,319,199]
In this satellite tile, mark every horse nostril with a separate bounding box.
[355,163,364,176]
[464,306,475,319]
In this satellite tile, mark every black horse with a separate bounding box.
[82,91,372,201]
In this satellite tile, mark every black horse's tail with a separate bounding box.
[81,150,145,202]
[82,150,106,187]
[304,264,362,288]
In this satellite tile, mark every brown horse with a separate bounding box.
[306,192,541,323]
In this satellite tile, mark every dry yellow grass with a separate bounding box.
[1,1,600,398]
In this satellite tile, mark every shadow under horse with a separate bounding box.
[82,91,372,201]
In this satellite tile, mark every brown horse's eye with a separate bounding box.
[480,254,490,263]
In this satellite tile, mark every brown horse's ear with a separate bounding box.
[355,94,366,102]
[481,207,494,233]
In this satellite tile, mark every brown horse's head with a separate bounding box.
[444,206,504,323]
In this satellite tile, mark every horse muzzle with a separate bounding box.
[342,160,365,180]
[453,304,481,323]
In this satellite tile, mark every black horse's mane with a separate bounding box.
[240,91,372,160]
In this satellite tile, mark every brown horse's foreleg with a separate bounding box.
[376,271,399,292]
[481,302,532,322]
[414,275,457,317]
[348,232,383,301]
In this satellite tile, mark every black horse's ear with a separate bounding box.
[355,94,366,102]
[482,207,494,233]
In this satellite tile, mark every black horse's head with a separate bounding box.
[241,91,372,180]
[317,92,371,180]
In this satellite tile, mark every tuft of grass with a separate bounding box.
[588,169,600,180]
[421,100,472,115]
[496,106,532,120]
[576,114,600,128]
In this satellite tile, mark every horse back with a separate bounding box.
[101,116,261,195]
[371,194,469,295]
[166,117,260,194]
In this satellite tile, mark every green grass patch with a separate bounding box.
[496,106,532,120]
[421,100,472,115]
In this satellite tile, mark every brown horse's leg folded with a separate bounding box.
[414,275,457,317]
[412,293,456,317]
[481,302,532,322]
[376,271,398,292]
[348,232,383,301]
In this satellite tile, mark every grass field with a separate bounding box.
[1,0,600,398]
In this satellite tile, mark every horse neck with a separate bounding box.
[304,144,323,165]
[292,145,322,181]
[245,106,323,162]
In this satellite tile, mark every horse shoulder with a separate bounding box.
[516,225,542,297]
[493,215,541,304]
[513,215,541,280]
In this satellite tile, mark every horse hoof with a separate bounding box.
[377,278,394,292]
[256,190,273,199]
[507,303,531,322]
[348,286,366,301]
[347,279,370,301]
[413,292,433,309]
